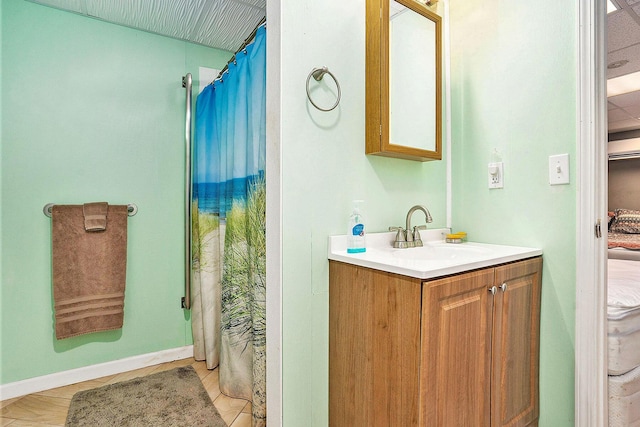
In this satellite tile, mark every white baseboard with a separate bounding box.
[0,345,194,401]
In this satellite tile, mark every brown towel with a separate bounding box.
[83,202,108,231]
[52,204,128,340]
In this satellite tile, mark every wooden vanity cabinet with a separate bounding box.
[329,256,542,427]
[329,262,423,426]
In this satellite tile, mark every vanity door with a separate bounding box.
[492,258,542,427]
[420,268,495,427]
[420,258,542,427]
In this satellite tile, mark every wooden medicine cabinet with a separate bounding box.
[366,0,442,161]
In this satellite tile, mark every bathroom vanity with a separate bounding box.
[328,231,542,427]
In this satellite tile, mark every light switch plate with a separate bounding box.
[549,154,570,185]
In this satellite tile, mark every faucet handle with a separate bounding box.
[412,226,426,247]
[389,226,406,241]
[389,226,409,248]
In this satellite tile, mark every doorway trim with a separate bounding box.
[266,1,283,425]
[575,0,608,425]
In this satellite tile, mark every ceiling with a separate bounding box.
[608,0,640,134]
[23,0,637,134]
[24,0,266,53]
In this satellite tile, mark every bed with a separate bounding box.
[608,208,640,426]
[608,208,640,260]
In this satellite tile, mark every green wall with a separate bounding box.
[277,0,579,424]
[2,0,581,424]
[0,0,231,384]
[449,1,577,425]
[278,0,448,425]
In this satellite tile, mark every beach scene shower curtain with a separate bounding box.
[191,24,266,427]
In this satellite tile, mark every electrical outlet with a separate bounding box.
[488,162,504,189]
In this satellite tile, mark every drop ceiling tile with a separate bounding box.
[609,101,620,110]
[609,98,625,109]
[607,44,640,79]
[609,90,640,108]
[609,108,636,122]
[624,104,640,117]
[608,11,640,54]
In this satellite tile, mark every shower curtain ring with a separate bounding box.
[306,66,341,112]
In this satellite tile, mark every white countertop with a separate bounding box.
[328,229,542,279]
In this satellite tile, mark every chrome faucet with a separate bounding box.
[406,205,432,236]
[389,205,433,248]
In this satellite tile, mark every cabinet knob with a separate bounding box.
[500,283,507,292]
[489,286,497,295]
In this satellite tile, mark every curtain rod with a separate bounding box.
[213,16,266,83]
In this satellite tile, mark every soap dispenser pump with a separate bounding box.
[347,200,366,253]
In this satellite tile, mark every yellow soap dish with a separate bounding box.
[446,231,467,243]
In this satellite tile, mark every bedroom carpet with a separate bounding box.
[65,365,227,426]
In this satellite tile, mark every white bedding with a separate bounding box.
[609,259,640,375]
[609,247,640,261]
[609,259,640,318]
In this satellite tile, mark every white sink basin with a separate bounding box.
[328,229,542,279]
[391,242,492,261]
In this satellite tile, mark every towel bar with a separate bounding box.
[43,203,138,218]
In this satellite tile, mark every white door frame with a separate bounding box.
[575,0,608,425]
[265,0,283,426]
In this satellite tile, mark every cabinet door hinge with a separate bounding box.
[595,219,602,239]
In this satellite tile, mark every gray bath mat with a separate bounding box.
[65,365,226,426]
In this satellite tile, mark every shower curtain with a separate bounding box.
[191,24,266,427]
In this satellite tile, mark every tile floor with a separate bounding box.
[1,358,251,427]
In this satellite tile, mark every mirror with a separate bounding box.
[366,0,442,161]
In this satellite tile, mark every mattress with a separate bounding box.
[608,259,640,375]
[610,364,640,427]
[609,247,640,261]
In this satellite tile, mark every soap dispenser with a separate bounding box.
[347,200,366,253]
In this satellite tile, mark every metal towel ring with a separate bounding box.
[306,66,341,112]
